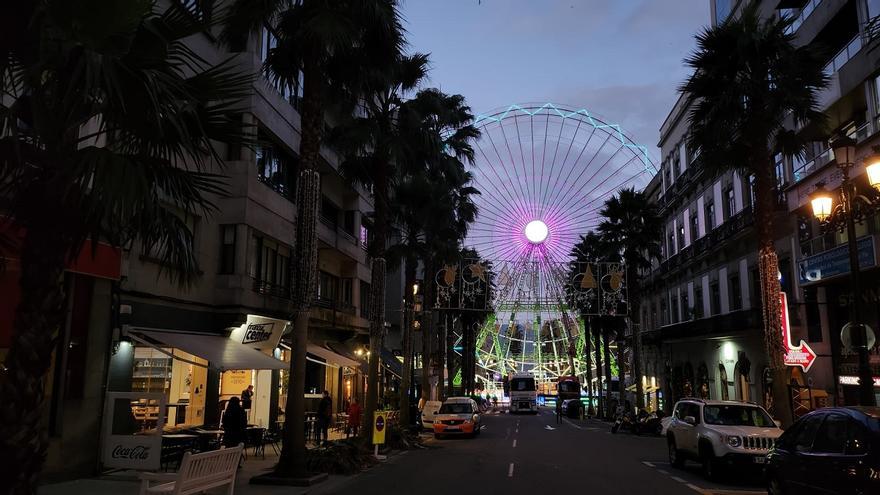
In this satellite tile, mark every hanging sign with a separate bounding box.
[780,292,817,372]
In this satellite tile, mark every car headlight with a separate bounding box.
[726,436,742,448]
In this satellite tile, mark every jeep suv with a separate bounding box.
[666,398,782,480]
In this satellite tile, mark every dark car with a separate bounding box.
[766,407,880,495]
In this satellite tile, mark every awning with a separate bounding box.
[307,344,360,369]
[130,328,287,371]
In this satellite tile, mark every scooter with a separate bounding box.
[611,411,634,434]
[633,411,664,436]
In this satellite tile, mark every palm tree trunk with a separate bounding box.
[362,158,388,439]
[446,315,455,397]
[277,61,322,477]
[593,323,603,418]
[400,257,417,427]
[420,257,434,400]
[584,315,594,416]
[629,267,645,410]
[753,161,792,426]
[602,328,613,418]
[617,329,627,413]
[0,226,69,493]
[437,311,446,400]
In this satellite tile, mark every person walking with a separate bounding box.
[346,397,362,438]
[318,390,332,445]
[221,397,247,451]
[555,397,563,425]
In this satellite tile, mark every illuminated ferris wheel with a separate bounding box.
[459,103,657,385]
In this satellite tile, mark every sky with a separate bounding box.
[400,0,712,159]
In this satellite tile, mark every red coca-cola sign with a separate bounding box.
[111,445,151,460]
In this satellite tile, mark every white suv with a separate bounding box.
[666,398,782,480]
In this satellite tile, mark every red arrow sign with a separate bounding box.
[780,292,817,372]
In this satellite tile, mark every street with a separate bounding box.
[314,409,767,495]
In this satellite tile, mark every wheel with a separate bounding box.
[701,449,720,481]
[667,437,684,468]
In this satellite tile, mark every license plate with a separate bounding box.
[446,426,459,431]
[753,457,767,464]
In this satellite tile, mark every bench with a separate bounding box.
[138,443,243,495]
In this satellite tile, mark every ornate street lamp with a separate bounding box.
[809,135,878,406]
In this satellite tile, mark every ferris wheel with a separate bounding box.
[459,103,657,385]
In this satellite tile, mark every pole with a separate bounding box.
[841,168,877,406]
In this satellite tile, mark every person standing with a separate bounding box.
[318,390,332,445]
[240,384,254,422]
[222,397,247,449]
[555,398,563,425]
[346,397,362,438]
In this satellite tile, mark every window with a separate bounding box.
[729,274,742,311]
[219,225,236,274]
[812,414,847,454]
[664,164,672,189]
[705,201,716,230]
[317,271,339,303]
[344,211,356,237]
[725,188,736,219]
[869,0,880,21]
[321,196,339,229]
[260,26,304,106]
[748,174,756,208]
[710,281,720,315]
[792,414,823,452]
[360,225,370,250]
[682,291,690,320]
[360,280,371,318]
[690,214,700,241]
[677,224,685,250]
[256,132,298,199]
[804,287,822,342]
[714,0,733,25]
[250,233,290,289]
[671,294,680,323]
[341,278,353,306]
[774,153,785,189]
[673,153,681,177]
[668,230,676,256]
[703,405,774,427]
[694,285,704,319]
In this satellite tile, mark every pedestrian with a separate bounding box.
[318,390,332,445]
[346,397,362,438]
[555,398,563,424]
[240,384,254,421]
[221,397,247,450]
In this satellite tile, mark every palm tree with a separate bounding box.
[569,232,605,416]
[682,5,828,422]
[222,0,404,474]
[598,188,663,410]
[332,52,433,437]
[0,2,251,491]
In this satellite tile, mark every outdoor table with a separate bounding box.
[192,429,224,451]
[161,434,199,470]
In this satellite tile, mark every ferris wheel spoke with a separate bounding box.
[538,112,553,217]
[503,118,536,220]
[542,128,609,225]
[481,132,535,223]
[560,153,646,219]
[544,137,622,225]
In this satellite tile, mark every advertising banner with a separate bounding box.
[102,392,166,471]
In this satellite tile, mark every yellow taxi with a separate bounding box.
[433,397,481,439]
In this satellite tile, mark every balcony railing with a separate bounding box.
[792,147,833,183]
[252,278,291,299]
[657,207,754,276]
[784,0,822,34]
[314,297,357,315]
[864,15,880,44]
[823,34,862,77]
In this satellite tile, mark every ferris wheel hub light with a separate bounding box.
[524,220,549,244]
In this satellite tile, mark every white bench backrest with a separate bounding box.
[175,444,242,495]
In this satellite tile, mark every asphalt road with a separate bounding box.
[312,408,768,495]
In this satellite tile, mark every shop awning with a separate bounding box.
[130,329,287,371]
[307,344,360,369]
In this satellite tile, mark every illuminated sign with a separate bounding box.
[838,375,880,387]
[241,322,274,345]
[780,292,817,372]
[798,236,875,284]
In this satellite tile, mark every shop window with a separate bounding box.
[219,225,236,274]
[131,346,208,429]
[729,274,742,311]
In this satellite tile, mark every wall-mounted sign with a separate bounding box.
[780,292,817,372]
[798,236,875,284]
[228,315,289,351]
[838,375,880,387]
[242,322,274,344]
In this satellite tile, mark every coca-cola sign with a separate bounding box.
[111,444,151,460]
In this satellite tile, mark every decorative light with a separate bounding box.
[810,183,833,222]
[524,220,549,244]
[866,150,880,190]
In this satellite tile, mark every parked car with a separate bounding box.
[433,397,482,439]
[420,400,443,431]
[561,399,583,418]
[666,398,782,480]
[766,407,880,495]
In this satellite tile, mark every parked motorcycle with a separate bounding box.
[633,410,664,436]
[611,411,635,434]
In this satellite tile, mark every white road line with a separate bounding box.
[512,439,517,448]
[685,484,709,495]
[656,469,669,475]
[670,476,687,483]
[561,417,584,430]
[641,461,655,468]
[508,463,514,477]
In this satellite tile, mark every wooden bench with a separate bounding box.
[138,443,243,495]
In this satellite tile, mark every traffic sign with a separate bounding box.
[372,411,387,445]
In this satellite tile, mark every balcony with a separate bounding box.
[656,208,755,276]
[659,308,762,342]
[784,0,823,35]
[823,34,862,78]
[251,278,291,300]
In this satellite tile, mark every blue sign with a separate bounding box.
[798,236,876,284]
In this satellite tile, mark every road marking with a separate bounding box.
[671,476,687,483]
[544,425,556,431]
[642,461,655,468]
[508,463,514,477]
[512,439,517,448]
[657,469,668,475]
[685,483,709,495]
[561,416,584,430]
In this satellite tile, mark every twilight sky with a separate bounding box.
[401,0,711,158]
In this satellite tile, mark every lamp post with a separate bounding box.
[809,135,880,406]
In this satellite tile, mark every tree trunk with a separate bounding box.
[753,159,792,426]
[421,257,434,400]
[400,257,417,427]
[437,312,446,400]
[628,266,645,410]
[276,58,323,476]
[362,156,389,439]
[0,225,69,493]
[593,323,603,418]
[584,315,594,416]
[617,329,627,413]
[603,329,613,418]
[446,315,455,397]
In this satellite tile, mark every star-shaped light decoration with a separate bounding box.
[468,262,487,283]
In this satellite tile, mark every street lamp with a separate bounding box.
[809,135,879,406]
